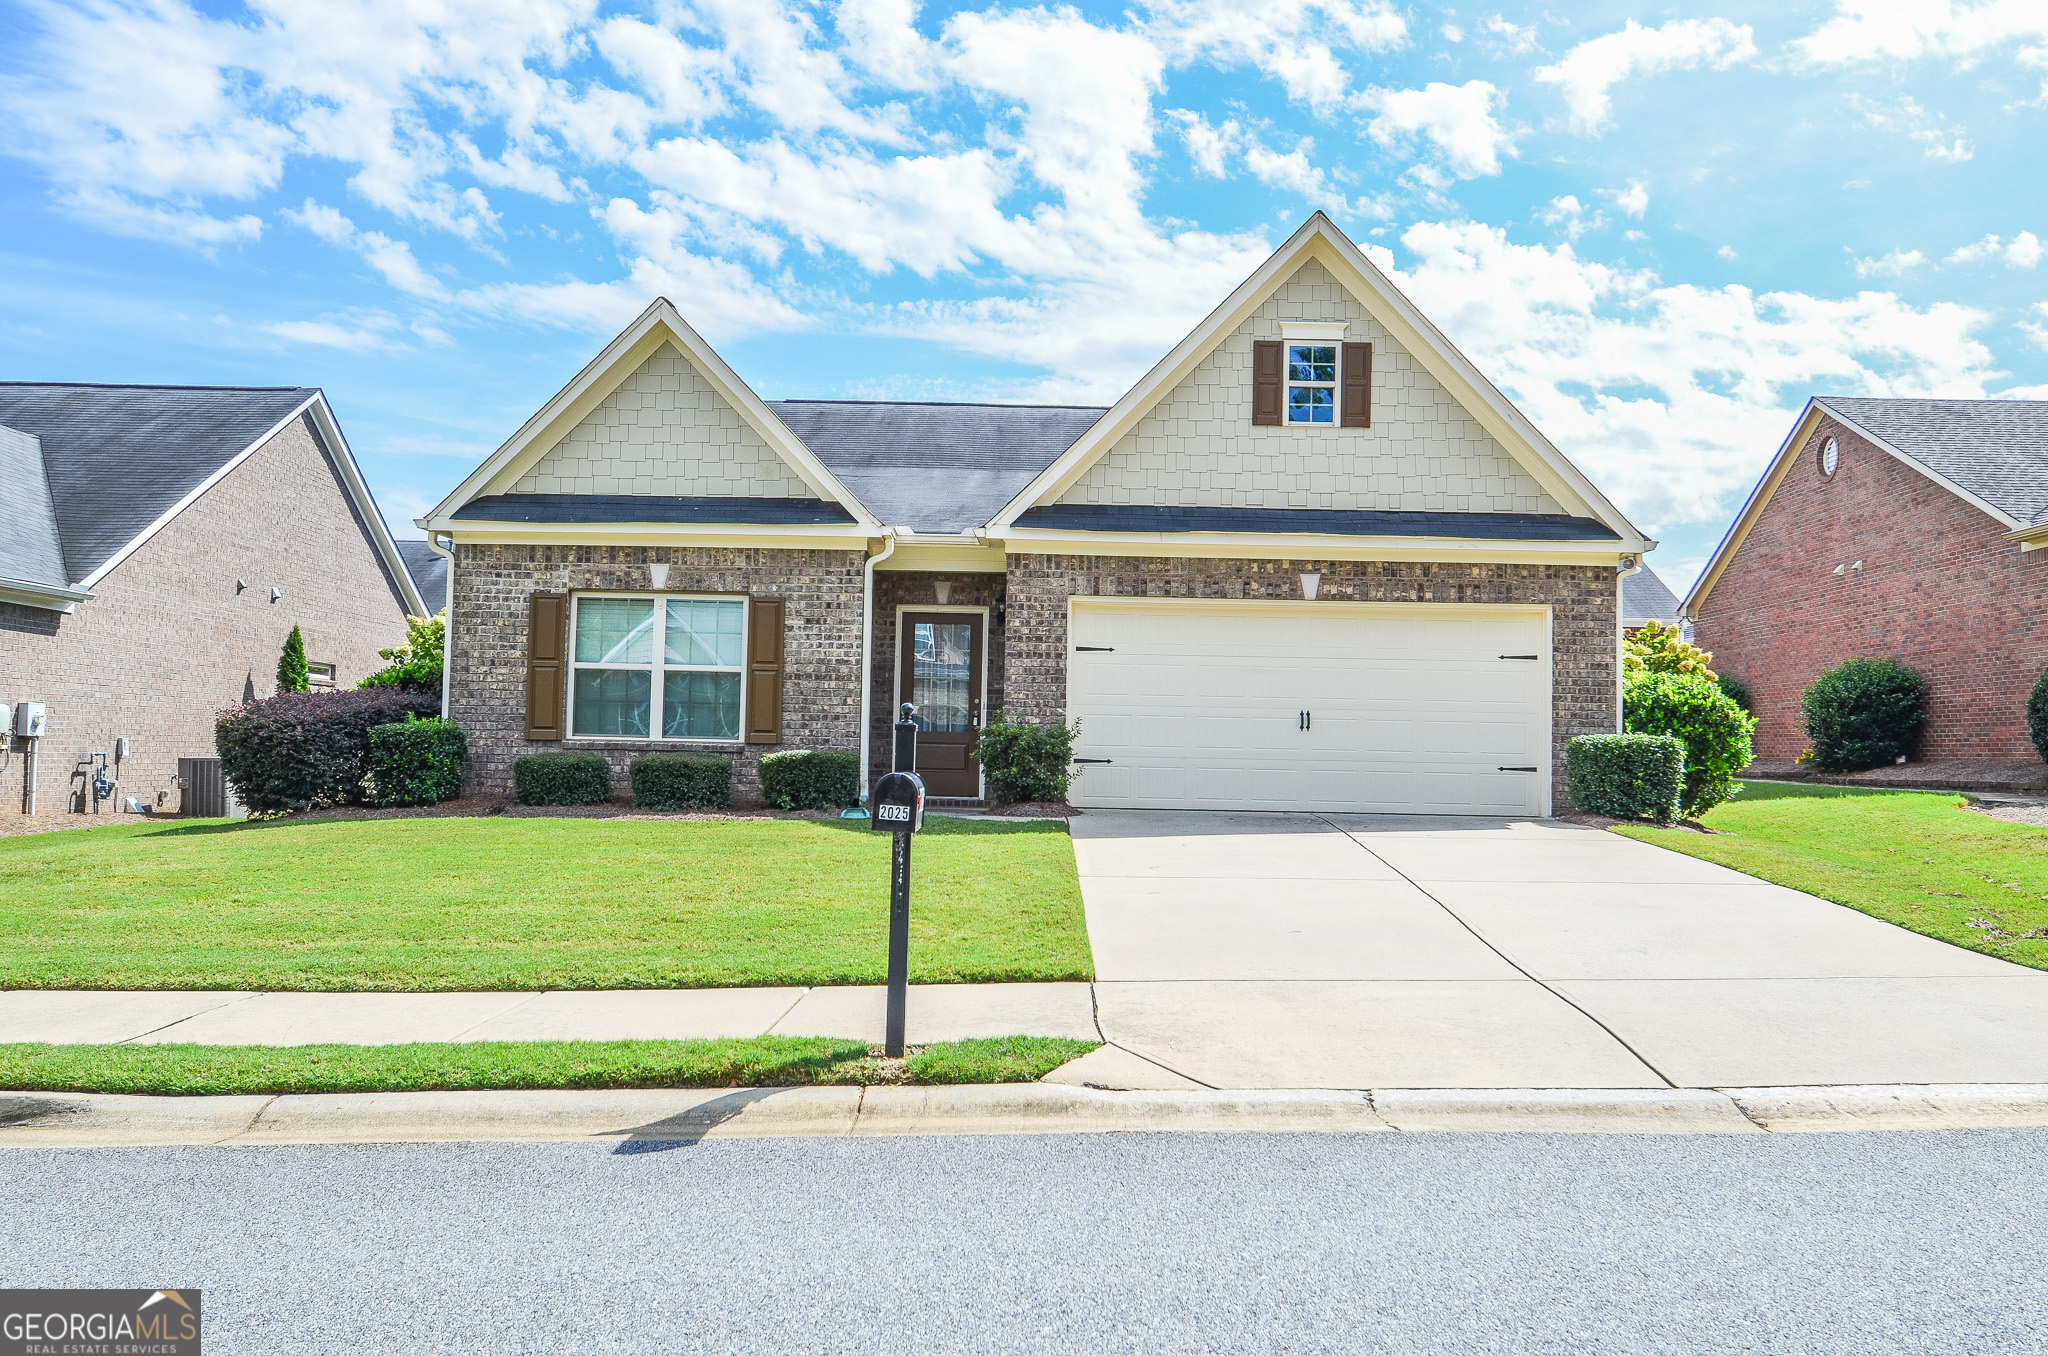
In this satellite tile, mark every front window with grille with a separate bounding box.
[569,594,745,741]
[1286,344,1337,424]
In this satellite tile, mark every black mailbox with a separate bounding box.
[870,770,925,833]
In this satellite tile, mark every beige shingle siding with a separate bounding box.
[510,346,810,499]
[1056,260,1561,515]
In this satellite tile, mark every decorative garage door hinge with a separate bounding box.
[1498,654,1540,660]
[1075,645,1114,651]
[1498,766,1539,772]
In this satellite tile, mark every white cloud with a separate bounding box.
[1481,14,1538,54]
[1379,219,1998,531]
[1441,22,1464,43]
[1946,232,2043,267]
[1792,1,2048,66]
[1359,80,1516,179]
[1535,18,1757,135]
[1143,0,1408,113]
[263,310,407,351]
[1539,195,1603,240]
[1716,245,1737,260]
[1168,110,1237,177]
[1606,180,1649,217]
[1846,94,1973,162]
[1853,248,1925,277]
[2019,303,2048,351]
[282,199,449,299]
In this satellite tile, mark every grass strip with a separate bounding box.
[0,815,1093,991]
[903,1036,1101,1084]
[1616,789,2048,970]
[0,1035,1105,1096]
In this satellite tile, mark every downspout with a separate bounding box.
[426,531,455,720]
[1616,551,1644,734]
[857,527,901,806]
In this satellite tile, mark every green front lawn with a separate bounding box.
[0,816,1092,991]
[0,1035,1102,1096]
[1615,786,2048,969]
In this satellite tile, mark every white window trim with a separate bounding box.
[307,662,337,688]
[1283,340,1340,427]
[566,591,748,744]
[1279,320,1348,341]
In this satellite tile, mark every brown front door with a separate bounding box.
[899,611,985,798]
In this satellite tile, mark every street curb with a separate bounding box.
[5,1084,2048,1147]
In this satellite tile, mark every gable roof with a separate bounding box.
[394,539,448,611]
[1622,566,1681,628]
[423,300,880,534]
[0,382,424,614]
[0,424,71,598]
[985,213,1650,551]
[1683,395,2048,618]
[769,400,1106,534]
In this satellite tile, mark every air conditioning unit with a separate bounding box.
[13,702,46,738]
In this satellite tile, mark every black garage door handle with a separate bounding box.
[1072,758,1114,764]
[1499,654,1540,660]
[1075,646,1114,652]
[1498,765,1539,772]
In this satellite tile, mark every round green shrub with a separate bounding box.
[1622,670,1755,819]
[975,711,1080,804]
[513,752,613,806]
[630,753,732,810]
[1715,671,1753,714]
[1566,733,1685,822]
[758,750,860,810]
[1800,658,1927,772]
[2029,667,2048,765]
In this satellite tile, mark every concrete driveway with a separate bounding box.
[1069,811,2048,1090]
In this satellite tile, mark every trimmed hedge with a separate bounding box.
[364,715,467,807]
[1567,733,1685,823]
[514,752,613,806]
[1622,669,1755,819]
[631,753,732,810]
[1801,657,1927,772]
[215,689,439,815]
[758,750,860,810]
[976,711,1079,804]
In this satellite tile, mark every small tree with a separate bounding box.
[276,624,310,694]
[358,611,446,693]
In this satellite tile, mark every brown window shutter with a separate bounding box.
[745,596,785,745]
[1341,342,1372,427]
[1252,340,1283,426]
[525,592,567,741]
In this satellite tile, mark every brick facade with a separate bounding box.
[1002,553,1620,808]
[865,571,1008,787]
[1694,414,2048,761]
[448,542,865,800]
[0,415,411,815]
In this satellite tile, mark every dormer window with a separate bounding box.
[1287,345,1338,424]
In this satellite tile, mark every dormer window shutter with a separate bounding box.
[1252,340,1283,426]
[525,592,567,741]
[1341,342,1372,428]
[745,596,785,744]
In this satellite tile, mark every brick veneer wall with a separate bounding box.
[865,571,1008,788]
[0,415,411,814]
[1694,414,2048,761]
[1002,553,1619,809]
[448,543,865,801]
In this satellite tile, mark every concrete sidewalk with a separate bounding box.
[0,984,1100,1047]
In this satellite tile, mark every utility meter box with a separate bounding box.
[13,702,47,738]
[869,771,925,833]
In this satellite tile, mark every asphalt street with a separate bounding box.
[4,1129,2045,1354]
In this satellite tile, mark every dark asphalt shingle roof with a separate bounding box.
[0,424,68,589]
[394,540,449,610]
[0,383,318,583]
[1622,567,1681,627]
[1818,397,2048,525]
[1014,504,1623,541]
[769,400,1107,533]
[452,493,856,525]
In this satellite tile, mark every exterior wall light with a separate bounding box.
[269,586,283,603]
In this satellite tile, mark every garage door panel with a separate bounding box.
[1068,600,1550,815]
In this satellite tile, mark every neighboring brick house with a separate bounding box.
[0,384,425,815]
[1685,397,2048,769]
[423,214,1654,815]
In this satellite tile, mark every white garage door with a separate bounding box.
[1065,599,1552,815]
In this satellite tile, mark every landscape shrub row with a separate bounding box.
[511,748,862,811]
[216,689,441,815]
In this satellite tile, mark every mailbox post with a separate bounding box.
[869,768,925,1057]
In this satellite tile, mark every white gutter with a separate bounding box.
[1616,551,1644,734]
[425,531,455,719]
[857,528,902,803]
[0,576,94,613]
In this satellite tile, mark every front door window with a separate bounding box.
[910,621,975,733]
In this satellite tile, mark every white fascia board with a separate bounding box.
[1681,400,1820,619]
[427,299,880,530]
[0,577,93,612]
[1815,399,2023,530]
[987,214,1651,551]
[991,526,1633,566]
[78,394,321,591]
[304,394,429,618]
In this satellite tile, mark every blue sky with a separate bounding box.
[5,0,2047,589]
